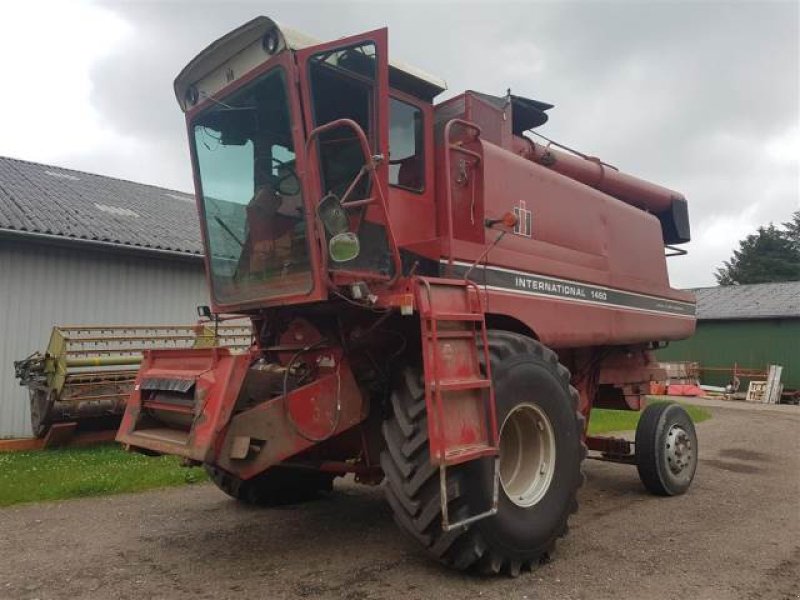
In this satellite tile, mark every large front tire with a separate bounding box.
[381,331,585,575]
[205,465,334,506]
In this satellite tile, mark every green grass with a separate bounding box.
[588,400,711,435]
[0,445,207,507]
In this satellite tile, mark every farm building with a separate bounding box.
[657,282,800,392]
[0,156,207,438]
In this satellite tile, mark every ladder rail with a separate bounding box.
[440,457,500,531]
[465,279,499,450]
[417,277,449,462]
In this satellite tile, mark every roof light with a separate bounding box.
[185,85,199,106]
[262,28,280,55]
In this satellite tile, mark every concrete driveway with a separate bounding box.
[1,401,798,600]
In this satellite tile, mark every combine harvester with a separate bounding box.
[14,323,250,445]
[112,17,699,574]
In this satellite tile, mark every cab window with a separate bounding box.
[389,97,424,192]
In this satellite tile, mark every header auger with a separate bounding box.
[116,17,698,575]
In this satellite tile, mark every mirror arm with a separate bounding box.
[339,165,369,206]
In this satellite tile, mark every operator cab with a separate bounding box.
[176,17,444,312]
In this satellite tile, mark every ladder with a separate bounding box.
[414,277,500,531]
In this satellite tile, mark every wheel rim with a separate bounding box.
[665,424,694,475]
[499,403,556,508]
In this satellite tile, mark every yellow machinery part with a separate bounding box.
[17,323,251,437]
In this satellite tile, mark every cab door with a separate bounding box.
[297,29,399,282]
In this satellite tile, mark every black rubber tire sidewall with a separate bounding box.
[635,403,698,496]
[469,353,583,558]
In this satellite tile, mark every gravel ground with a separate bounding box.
[1,402,798,600]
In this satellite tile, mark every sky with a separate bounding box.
[0,0,797,288]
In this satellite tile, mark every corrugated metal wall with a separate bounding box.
[657,319,800,390]
[0,238,209,438]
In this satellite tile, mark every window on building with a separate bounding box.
[389,98,424,192]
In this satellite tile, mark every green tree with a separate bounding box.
[715,217,800,285]
[783,210,800,252]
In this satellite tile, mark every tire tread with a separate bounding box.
[381,330,586,575]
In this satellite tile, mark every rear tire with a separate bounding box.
[205,465,334,506]
[635,402,698,496]
[381,331,585,575]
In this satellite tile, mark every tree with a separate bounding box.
[715,216,800,285]
[783,210,800,252]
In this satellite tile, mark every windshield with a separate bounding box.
[191,68,312,304]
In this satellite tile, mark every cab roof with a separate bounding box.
[174,17,447,110]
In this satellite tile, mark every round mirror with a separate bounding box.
[318,193,349,236]
[329,232,360,263]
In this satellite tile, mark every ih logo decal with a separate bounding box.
[513,200,532,237]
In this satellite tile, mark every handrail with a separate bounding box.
[442,119,482,276]
[304,118,402,289]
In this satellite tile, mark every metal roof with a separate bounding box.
[0,156,202,256]
[693,282,800,321]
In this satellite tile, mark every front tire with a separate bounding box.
[381,331,585,575]
[205,465,334,506]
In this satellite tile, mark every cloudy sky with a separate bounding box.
[0,0,797,287]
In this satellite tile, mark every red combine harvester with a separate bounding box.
[117,17,698,574]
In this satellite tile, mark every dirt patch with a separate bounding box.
[747,546,800,600]
[0,404,798,600]
[719,448,771,462]
[701,458,765,474]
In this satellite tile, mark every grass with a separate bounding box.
[0,445,207,507]
[0,400,711,508]
[588,400,711,435]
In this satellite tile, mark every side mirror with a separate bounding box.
[197,305,213,319]
[329,232,360,263]
[318,194,360,263]
[318,193,349,236]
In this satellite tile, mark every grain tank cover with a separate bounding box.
[470,91,554,133]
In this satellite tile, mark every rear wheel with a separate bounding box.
[381,331,585,575]
[205,465,334,506]
[635,402,698,496]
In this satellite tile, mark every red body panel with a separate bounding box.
[117,348,253,462]
[214,357,366,479]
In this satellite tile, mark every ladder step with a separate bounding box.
[426,329,476,339]
[435,378,491,392]
[424,311,483,321]
[443,444,498,466]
